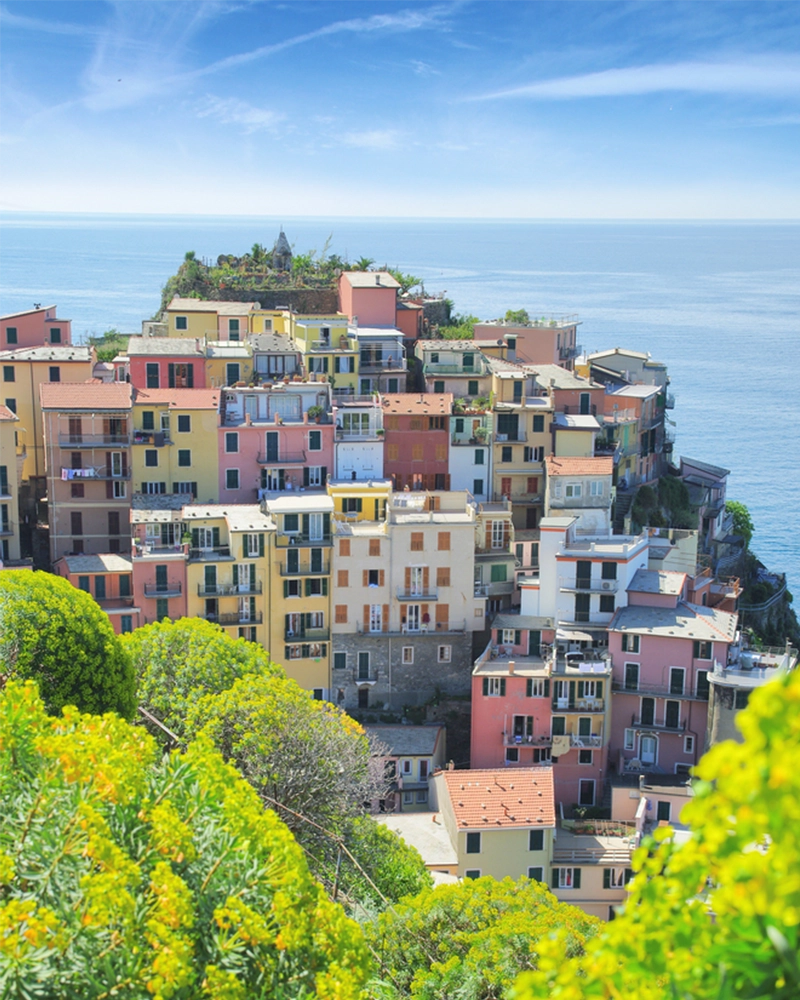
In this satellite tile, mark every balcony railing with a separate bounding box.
[59,434,130,448]
[279,562,330,576]
[549,495,610,509]
[0,483,11,499]
[502,733,553,747]
[631,714,686,732]
[569,733,604,747]
[612,680,709,701]
[495,431,528,443]
[197,582,263,597]
[143,583,182,597]
[284,626,330,642]
[358,356,405,372]
[188,546,233,561]
[60,467,131,481]
[204,612,264,626]
[559,576,618,593]
[354,619,466,636]
[396,589,439,601]
[256,451,306,464]
[275,533,332,548]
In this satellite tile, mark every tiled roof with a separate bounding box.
[440,768,555,829]
[609,601,738,643]
[125,337,203,356]
[168,298,258,315]
[134,388,220,409]
[59,553,132,574]
[341,271,400,289]
[545,455,613,477]
[365,724,443,757]
[0,346,91,362]
[40,382,132,410]
[628,569,686,596]
[382,393,453,415]
[0,405,18,421]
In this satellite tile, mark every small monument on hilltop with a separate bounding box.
[272,229,292,272]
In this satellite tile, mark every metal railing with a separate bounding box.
[204,612,264,626]
[354,619,466,636]
[279,562,330,576]
[188,546,232,560]
[197,582,263,597]
[612,679,709,701]
[143,583,182,597]
[256,451,306,464]
[60,467,131,481]
[275,533,332,547]
[559,576,618,593]
[396,589,439,601]
[631,713,686,732]
[284,627,330,642]
[58,434,130,448]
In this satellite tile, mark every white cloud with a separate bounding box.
[412,60,440,77]
[341,129,401,150]
[473,61,800,101]
[196,96,283,133]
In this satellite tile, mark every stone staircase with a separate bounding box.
[613,490,635,534]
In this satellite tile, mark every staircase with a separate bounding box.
[613,491,635,534]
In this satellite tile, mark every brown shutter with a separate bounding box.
[436,603,448,627]
[340,539,350,556]
[337,570,348,588]
[379,569,385,587]
[382,604,389,632]
[106,479,113,499]
[400,603,407,624]
[422,567,429,593]
[335,604,348,623]
[405,567,411,592]
[421,603,429,621]
[363,605,370,628]
[363,569,369,587]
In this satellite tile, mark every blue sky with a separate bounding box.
[1,0,799,218]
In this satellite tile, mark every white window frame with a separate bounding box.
[527,678,545,698]
[486,677,504,697]
[308,611,324,629]
[438,645,452,663]
[565,483,582,499]
[112,480,126,498]
[415,789,428,804]
[506,747,519,763]
[528,866,544,881]
[501,628,517,645]
[401,759,413,776]
[244,533,260,557]
[624,728,635,751]
[607,868,628,889]
[684,735,695,755]
[307,466,323,487]
[555,867,577,889]
[226,468,240,490]
[622,634,640,653]
[402,646,414,664]
[225,431,239,453]
[590,480,603,496]
[285,579,301,599]
[369,604,382,633]
[491,520,505,549]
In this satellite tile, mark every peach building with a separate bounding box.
[130,494,191,624]
[53,553,139,634]
[1,304,72,351]
[338,272,400,327]
[125,337,207,390]
[473,316,580,368]
[382,393,452,491]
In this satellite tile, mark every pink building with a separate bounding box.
[473,318,580,368]
[608,569,738,777]
[1,305,72,351]
[130,494,190,625]
[126,337,206,390]
[52,553,140,634]
[219,383,334,501]
[338,272,400,326]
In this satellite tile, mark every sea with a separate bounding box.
[1,214,798,598]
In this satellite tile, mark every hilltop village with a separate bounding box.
[1,234,796,922]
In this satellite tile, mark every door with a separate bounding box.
[204,564,217,595]
[665,700,680,729]
[574,593,590,622]
[406,605,420,631]
[576,560,592,588]
[308,512,323,541]
[237,563,253,593]
[528,630,541,656]
[265,432,279,462]
[526,506,538,529]
[554,680,569,710]
[579,393,590,415]
[409,566,423,596]
[656,800,671,822]
[226,363,240,385]
[155,565,168,593]
[496,412,519,440]
[640,697,655,726]
[245,395,258,421]
[640,736,657,765]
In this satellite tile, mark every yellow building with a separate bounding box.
[251,309,291,336]
[132,388,221,502]
[165,297,259,341]
[289,315,359,397]
[263,494,334,695]
[474,498,516,615]
[205,342,254,388]
[0,345,94,487]
[182,504,271,646]
[0,404,25,565]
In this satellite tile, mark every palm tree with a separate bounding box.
[353,256,375,271]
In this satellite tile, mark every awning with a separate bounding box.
[556,628,595,642]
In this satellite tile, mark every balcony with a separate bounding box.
[279,562,331,576]
[133,541,187,559]
[630,713,686,733]
[335,428,383,441]
[570,732,604,747]
[0,483,11,499]
[495,431,528,443]
[188,546,233,561]
[502,732,553,747]
[60,467,131,481]
[275,533,332,548]
[143,583,183,597]
[197,582,263,597]
[204,611,264,627]
[358,356,405,372]
[549,495,610,510]
[59,434,131,448]
[95,596,136,610]
[611,680,709,702]
[256,451,306,464]
[559,576,618,593]
[354,619,466,636]
[603,408,637,425]
[396,589,439,601]
[311,338,353,351]
[284,626,330,642]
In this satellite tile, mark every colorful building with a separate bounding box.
[165,297,259,340]
[0,404,25,566]
[130,493,191,624]
[338,271,400,327]
[365,724,446,812]
[125,337,207,390]
[544,456,614,536]
[1,304,72,351]
[473,316,580,368]
[53,553,139,634]
[382,393,452,491]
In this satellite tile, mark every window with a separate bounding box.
[308,429,321,451]
[108,511,120,536]
[141,481,166,494]
[490,563,507,583]
[528,867,544,882]
[693,640,712,660]
[467,380,479,396]
[438,645,451,663]
[529,829,544,851]
[366,568,380,587]
[49,367,60,382]
[144,449,158,468]
[339,538,350,556]
[226,363,240,385]
[358,651,370,681]
[225,469,240,490]
[590,480,603,496]
[146,363,159,388]
[429,416,445,430]
[306,467,324,488]
[665,700,680,728]
[225,432,239,453]
[604,868,634,889]
[172,481,197,497]
[684,735,695,754]
[670,667,685,695]
[735,689,750,710]
[438,532,450,551]
[553,867,581,889]
[579,749,593,765]
[307,578,327,597]
[416,789,428,804]
[624,728,635,750]
[505,747,519,762]
[178,414,191,433]
[410,532,423,552]
[71,511,82,536]
[337,569,349,587]
[94,576,106,600]
[3,367,14,383]
[402,646,414,664]
[342,497,362,514]
[71,482,84,498]
[334,605,348,624]
[601,561,617,580]
[696,670,710,700]
[156,597,169,620]
[482,677,506,697]
[142,411,155,431]
[599,595,615,613]
[50,328,62,343]
[466,832,481,854]
[5,328,17,345]
[501,446,512,463]
[333,652,346,671]
[120,615,132,634]
[78,576,90,592]
[244,533,261,557]
[175,316,188,330]
[526,678,547,698]
[284,579,301,598]
[565,483,582,498]
[621,634,640,653]
[464,869,481,879]
[228,318,240,340]
[534,747,551,763]
[490,520,506,549]
[178,450,191,467]
[436,567,450,588]
[524,446,544,462]
[473,478,484,495]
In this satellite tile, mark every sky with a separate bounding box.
[1,0,799,218]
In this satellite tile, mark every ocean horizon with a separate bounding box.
[1,212,798,597]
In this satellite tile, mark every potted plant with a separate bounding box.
[307,405,323,423]
[376,428,385,436]
[474,426,488,443]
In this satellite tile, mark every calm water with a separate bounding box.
[1,214,798,595]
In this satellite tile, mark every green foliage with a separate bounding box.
[513,666,800,1000]
[186,675,388,889]
[0,570,135,719]
[726,500,754,548]
[383,268,421,294]
[122,618,279,743]
[87,327,129,363]
[504,309,530,324]
[439,313,479,340]
[631,476,697,531]
[335,816,432,907]
[0,680,370,998]
[366,876,598,998]
[353,257,375,271]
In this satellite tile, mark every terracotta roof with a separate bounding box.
[134,388,220,409]
[40,382,132,410]
[382,393,453,415]
[439,767,555,829]
[545,455,613,477]
[0,405,18,421]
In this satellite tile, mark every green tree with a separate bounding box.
[0,570,135,719]
[353,257,375,271]
[122,618,279,743]
[726,499,754,549]
[0,680,370,998]
[504,309,530,324]
[186,675,388,865]
[513,665,800,1000]
[384,268,421,294]
[366,876,598,999]
[333,816,432,907]
[439,313,480,340]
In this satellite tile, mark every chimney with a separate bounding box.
[448,760,455,771]
[376,274,380,285]
[508,661,515,674]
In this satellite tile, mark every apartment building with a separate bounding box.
[365,724,446,812]
[473,316,581,368]
[606,384,665,486]
[338,271,400,326]
[0,405,24,565]
[125,337,207,390]
[250,332,302,382]
[132,388,220,502]
[1,305,72,351]
[382,393,452,491]
[130,493,191,624]
[287,315,358,395]
[330,488,485,711]
[416,340,496,401]
[165,297,259,340]
[53,553,139,634]
[448,407,492,501]
[355,327,407,395]
[473,499,516,615]
[332,395,384,480]
[40,382,133,562]
[544,456,614,536]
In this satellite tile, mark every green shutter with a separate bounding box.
[322,578,328,596]
[191,528,199,548]
[625,868,634,885]
[569,681,575,708]
[578,680,584,698]
[500,678,506,696]
[305,579,312,597]
[551,869,558,889]
[250,563,256,587]
[603,868,610,889]
[233,565,238,586]
[212,527,220,548]
[514,630,521,646]
[573,868,581,889]
[259,533,265,557]
[302,513,310,537]
[323,512,331,536]
[284,581,290,598]
[482,678,489,696]
[544,678,550,697]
